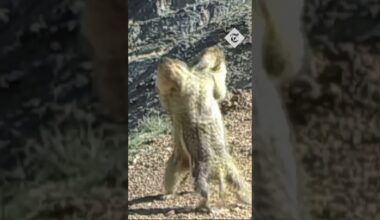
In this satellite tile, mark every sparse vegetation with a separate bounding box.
[0,91,176,219]
[1,121,127,219]
[0,112,172,220]
[128,113,170,156]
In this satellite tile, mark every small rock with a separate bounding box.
[165,210,175,216]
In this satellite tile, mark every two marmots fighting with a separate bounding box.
[156,47,251,213]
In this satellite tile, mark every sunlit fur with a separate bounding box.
[156,47,251,212]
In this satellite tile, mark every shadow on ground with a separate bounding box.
[128,191,195,216]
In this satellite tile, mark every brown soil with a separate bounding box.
[127,89,253,219]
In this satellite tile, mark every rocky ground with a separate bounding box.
[128,90,252,220]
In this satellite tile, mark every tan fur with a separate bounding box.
[156,47,251,212]
[255,0,306,82]
[190,47,227,101]
[81,0,128,120]
[254,0,311,219]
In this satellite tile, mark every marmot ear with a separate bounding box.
[156,57,190,95]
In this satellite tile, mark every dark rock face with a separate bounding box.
[127,0,252,128]
[0,0,251,176]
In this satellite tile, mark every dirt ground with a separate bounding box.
[127,90,253,220]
